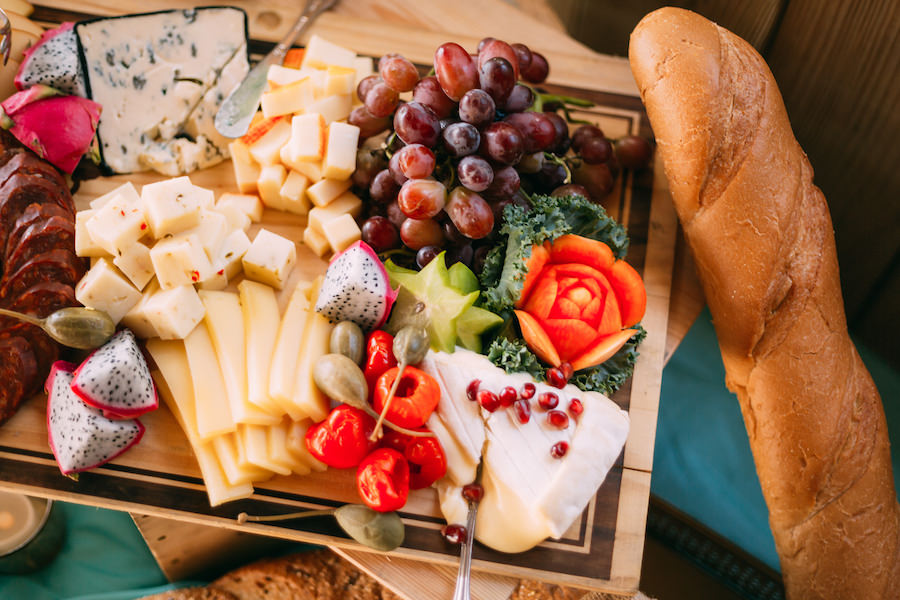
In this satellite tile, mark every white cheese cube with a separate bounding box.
[322,122,360,181]
[212,229,252,280]
[248,118,291,166]
[214,204,251,233]
[121,279,161,339]
[228,140,260,194]
[141,177,208,237]
[301,35,356,70]
[321,213,361,253]
[306,191,364,234]
[260,77,314,118]
[352,56,374,94]
[143,284,205,339]
[197,269,228,291]
[75,258,141,324]
[74,210,110,258]
[257,163,287,210]
[279,170,311,215]
[241,229,297,290]
[267,64,307,87]
[305,94,352,124]
[279,147,324,182]
[325,65,356,96]
[285,113,326,162]
[113,241,154,290]
[150,233,213,289]
[90,182,141,210]
[194,210,229,258]
[217,193,264,222]
[85,192,148,256]
[302,227,330,257]
[307,177,352,208]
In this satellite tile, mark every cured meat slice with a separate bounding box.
[0,248,84,301]
[0,152,68,191]
[0,175,74,250]
[0,336,39,425]
[4,216,75,276]
[4,203,72,260]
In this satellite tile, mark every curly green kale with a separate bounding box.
[486,338,546,382]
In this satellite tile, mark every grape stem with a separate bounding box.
[382,132,400,158]
[543,152,573,185]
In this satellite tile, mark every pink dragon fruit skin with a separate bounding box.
[45,361,145,478]
[0,85,101,173]
[314,240,398,331]
[71,329,159,419]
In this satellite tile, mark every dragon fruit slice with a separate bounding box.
[71,329,158,419]
[45,361,145,477]
[315,240,398,331]
[15,22,87,97]
[0,85,101,173]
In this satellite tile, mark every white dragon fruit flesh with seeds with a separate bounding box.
[15,22,87,97]
[45,361,145,477]
[315,241,397,332]
[71,329,158,418]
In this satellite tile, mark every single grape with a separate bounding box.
[348,106,391,140]
[457,155,494,192]
[446,187,494,239]
[516,151,544,174]
[480,122,524,165]
[412,76,456,119]
[503,84,534,112]
[434,42,478,101]
[445,243,474,267]
[510,43,532,73]
[353,149,387,190]
[580,136,612,164]
[378,52,401,70]
[503,112,556,153]
[571,124,604,152]
[551,183,590,200]
[393,101,441,147]
[535,159,567,189]
[614,135,654,169]
[476,37,496,54]
[361,216,401,252]
[398,178,446,219]
[365,82,400,118]
[478,57,515,105]
[489,198,513,224]
[380,54,419,92]
[356,75,381,103]
[386,200,407,229]
[400,218,445,250]
[521,51,549,83]
[388,152,408,185]
[442,122,480,157]
[485,165,520,198]
[416,245,441,268]
[573,162,615,199]
[477,39,519,80]
[543,111,570,154]
[370,169,401,204]
[458,89,495,127]
[396,144,436,179]
[442,220,466,244]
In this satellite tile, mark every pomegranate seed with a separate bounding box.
[521,382,536,399]
[550,441,569,458]
[547,409,570,428]
[537,391,558,410]
[442,524,467,544]
[462,483,484,503]
[546,367,567,388]
[568,398,584,418]
[477,389,500,412]
[513,398,531,424]
[499,386,518,407]
[560,362,574,380]
[466,379,481,402]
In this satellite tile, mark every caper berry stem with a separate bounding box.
[0,307,44,328]
[237,508,336,524]
[370,362,407,441]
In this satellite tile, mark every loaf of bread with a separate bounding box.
[629,7,899,599]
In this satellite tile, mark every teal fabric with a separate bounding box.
[651,307,900,572]
[2,308,898,595]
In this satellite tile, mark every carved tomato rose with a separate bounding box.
[513,234,646,371]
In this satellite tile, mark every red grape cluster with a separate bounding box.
[349,38,652,271]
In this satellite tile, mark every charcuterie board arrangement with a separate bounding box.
[0,2,675,594]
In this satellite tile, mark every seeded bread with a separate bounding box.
[629,7,900,599]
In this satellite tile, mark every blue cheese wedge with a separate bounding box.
[76,8,249,174]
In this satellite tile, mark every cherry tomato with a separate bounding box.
[373,366,440,429]
[364,330,397,393]
[381,429,447,490]
[305,405,377,469]
[356,448,410,512]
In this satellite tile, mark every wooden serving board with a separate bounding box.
[0,2,678,596]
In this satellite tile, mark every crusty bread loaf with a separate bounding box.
[629,7,900,599]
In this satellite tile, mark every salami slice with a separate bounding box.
[4,216,75,276]
[0,152,67,191]
[0,175,74,251]
[0,248,84,301]
[4,203,72,261]
[0,336,39,425]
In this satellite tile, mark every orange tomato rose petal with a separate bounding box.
[540,318,598,361]
[607,259,647,327]
[596,284,623,335]
[514,310,561,367]
[570,329,637,372]
[516,242,551,308]
[565,286,593,308]
[580,295,603,326]
[548,234,615,272]
[523,274,557,320]
[551,297,581,319]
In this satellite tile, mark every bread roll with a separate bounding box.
[629,7,900,599]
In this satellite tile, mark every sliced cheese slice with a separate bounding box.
[285,419,328,473]
[182,324,235,440]
[289,281,331,423]
[268,419,309,475]
[241,424,292,476]
[268,282,312,420]
[212,434,268,486]
[238,280,284,415]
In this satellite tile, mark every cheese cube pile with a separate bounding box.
[74,179,298,338]
[228,35,372,257]
[145,278,333,506]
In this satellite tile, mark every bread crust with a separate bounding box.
[629,7,900,599]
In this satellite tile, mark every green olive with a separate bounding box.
[329,321,365,365]
[313,353,368,408]
[393,326,429,366]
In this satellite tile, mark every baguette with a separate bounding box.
[629,8,900,599]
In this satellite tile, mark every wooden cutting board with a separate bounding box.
[0,2,678,596]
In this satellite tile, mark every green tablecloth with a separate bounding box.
[2,308,898,598]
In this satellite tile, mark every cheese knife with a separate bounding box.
[214,0,338,138]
